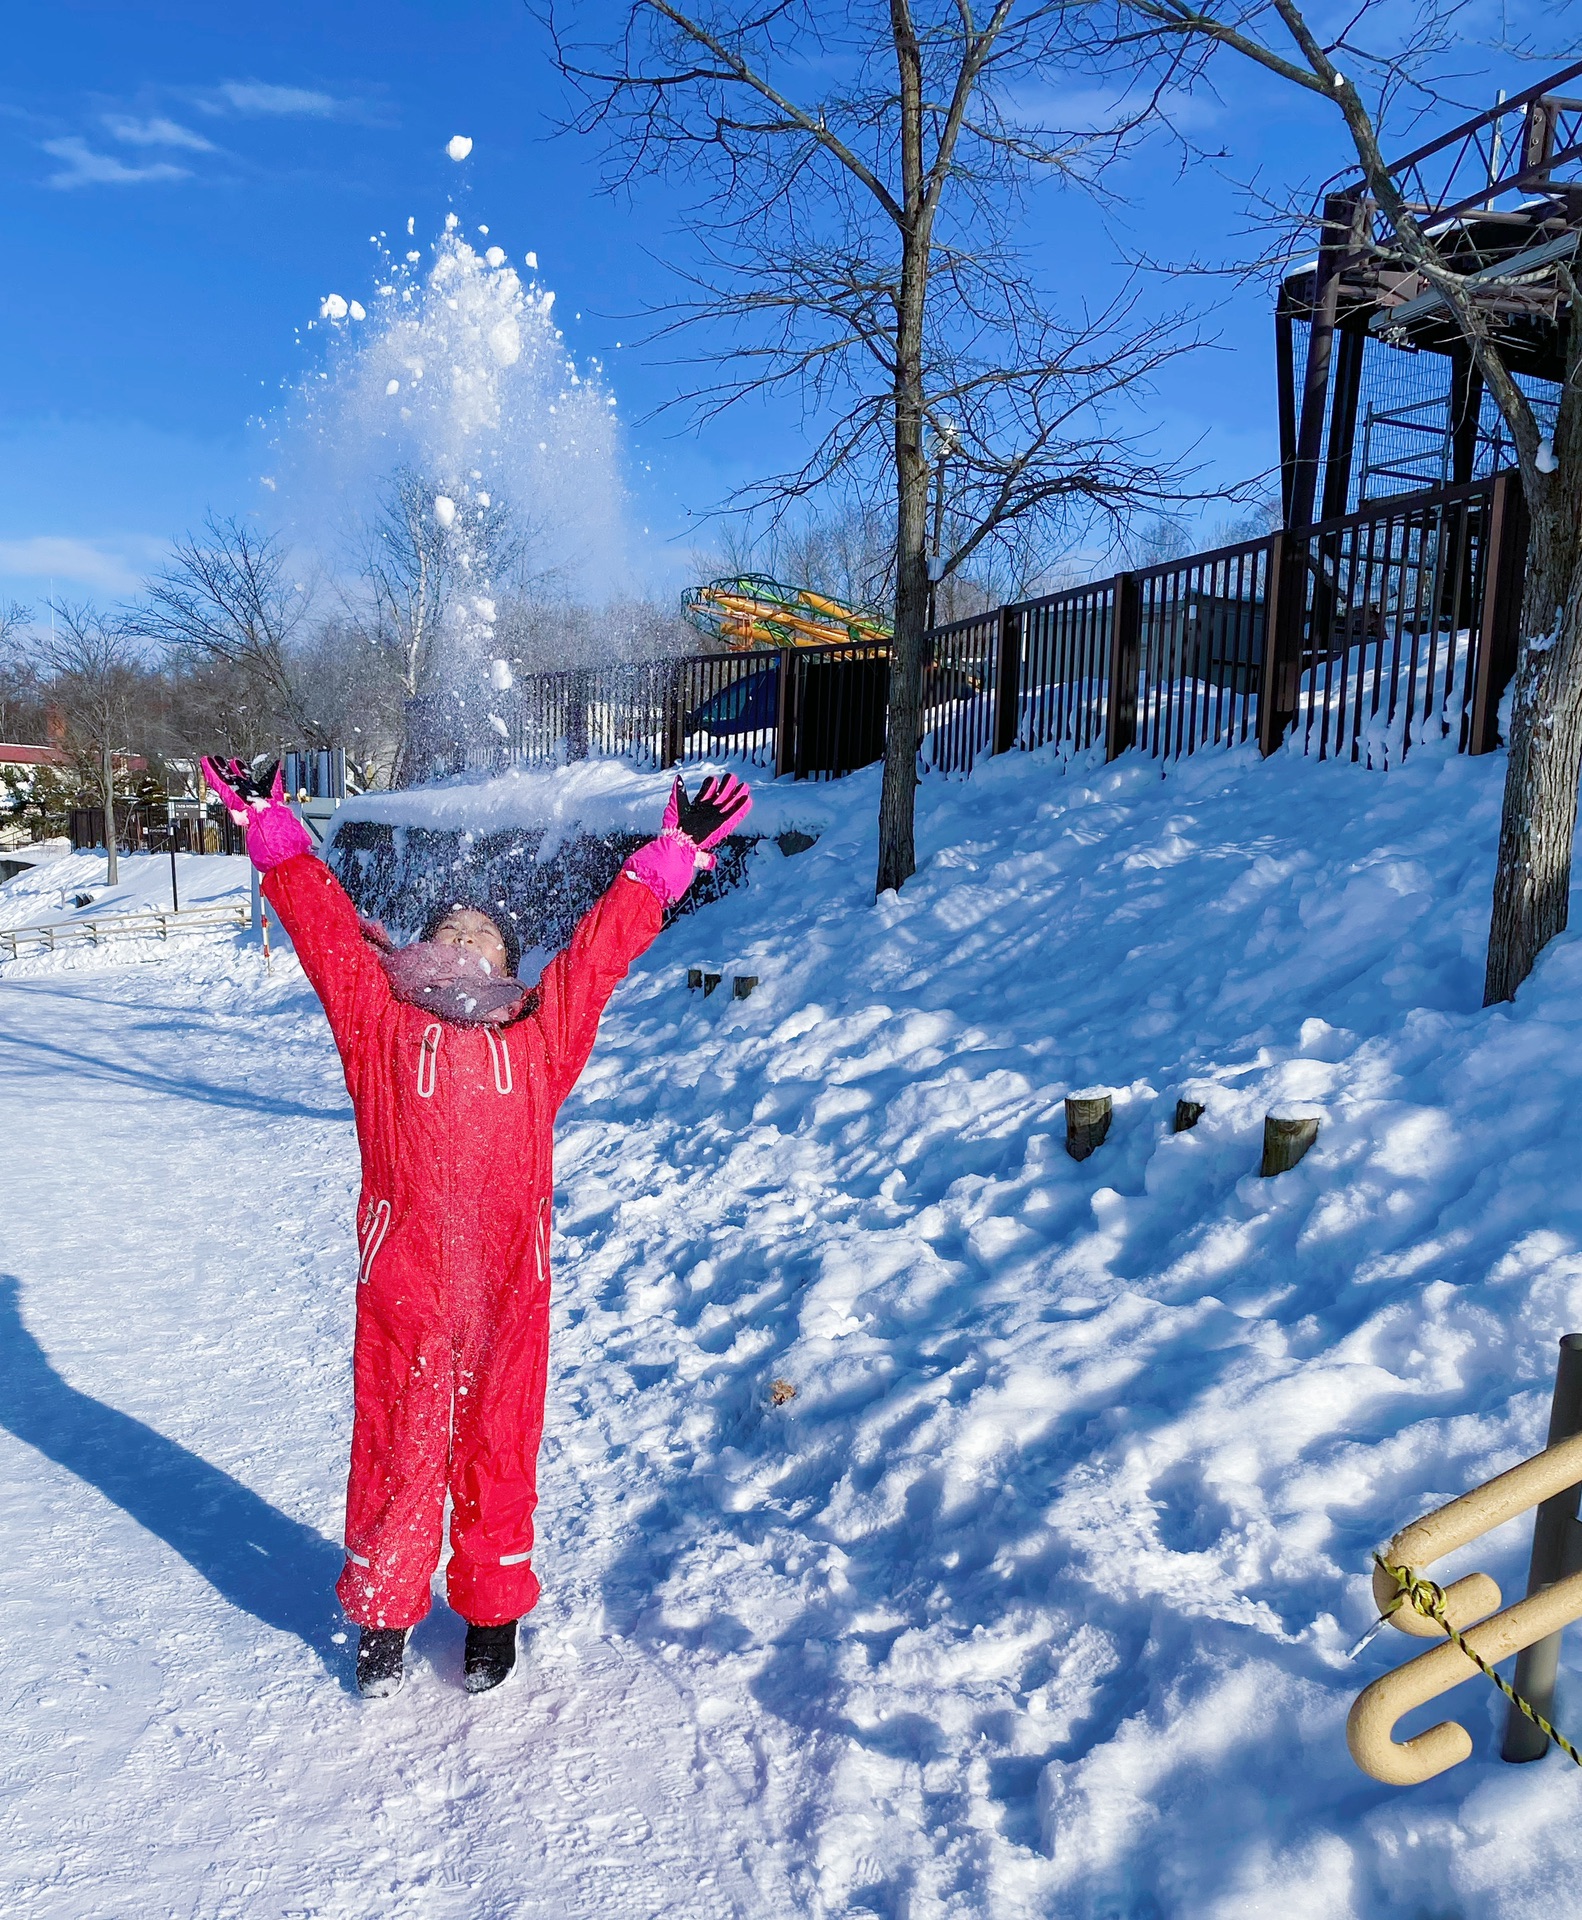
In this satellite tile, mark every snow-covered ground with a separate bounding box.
[0,849,251,931]
[5,734,1582,1917]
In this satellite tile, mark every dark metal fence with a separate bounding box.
[398,469,1527,790]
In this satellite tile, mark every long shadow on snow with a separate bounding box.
[0,1275,351,1687]
[0,1028,350,1124]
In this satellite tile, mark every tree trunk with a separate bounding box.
[876,371,932,894]
[1484,364,1582,1004]
[102,735,119,886]
[1484,531,1582,1002]
[875,0,930,897]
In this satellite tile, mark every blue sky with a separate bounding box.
[0,1,1530,609]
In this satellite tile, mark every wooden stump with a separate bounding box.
[1261,1115,1319,1177]
[1173,1099,1205,1134]
[1066,1093,1113,1162]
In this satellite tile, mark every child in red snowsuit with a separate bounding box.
[203,760,751,1695]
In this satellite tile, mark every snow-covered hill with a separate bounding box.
[4,734,1582,1917]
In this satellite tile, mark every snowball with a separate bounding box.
[474,597,497,623]
[475,490,491,506]
[405,251,421,263]
[489,658,513,691]
[445,212,459,232]
[488,318,522,367]
[447,135,474,161]
[320,293,349,320]
[485,246,506,269]
[525,251,538,269]
[385,379,400,396]
[349,300,366,321]
[488,713,509,738]
[434,495,457,529]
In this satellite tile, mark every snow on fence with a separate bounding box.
[0,900,251,960]
[412,471,1526,788]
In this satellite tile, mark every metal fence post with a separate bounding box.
[773,648,795,779]
[992,606,1023,756]
[1503,1333,1582,1762]
[1468,469,1530,755]
[1104,573,1141,761]
[1257,532,1303,757]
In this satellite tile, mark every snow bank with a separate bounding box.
[8,732,1582,1915]
[330,755,835,843]
[0,850,250,933]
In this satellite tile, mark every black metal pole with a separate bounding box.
[170,840,179,914]
[1503,1333,1582,1761]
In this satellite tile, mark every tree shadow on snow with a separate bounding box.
[0,1275,352,1689]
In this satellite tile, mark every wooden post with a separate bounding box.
[1275,297,1299,527]
[1468,470,1530,755]
[1257,532,1304,758]
[732,975,758,999]
[1288,189,1359,530]
[773,649,795,780]
[992,605,1023,756]
[1261,1115,1319,1176]
[1066,1093,1112,1161]
[1503,1333,1582,1762]
[1319,325,1366,522]
[1173,1099,1204,1133]
[1104,574,1141,762]
[660,661,686,771]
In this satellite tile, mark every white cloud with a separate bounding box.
[42,137,190,190]
[0,537,151,596]
[215,80,342,117]
[102,114,217,153]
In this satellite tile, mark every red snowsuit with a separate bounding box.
[263,852,663,1629]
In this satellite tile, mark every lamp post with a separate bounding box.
[166,797,180,913]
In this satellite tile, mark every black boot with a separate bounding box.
[464,1619,518,1694]
[356,1626,409,1698]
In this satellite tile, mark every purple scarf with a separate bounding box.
[360,920,531,1027]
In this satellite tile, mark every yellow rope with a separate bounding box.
[1372,1553,1582,1767]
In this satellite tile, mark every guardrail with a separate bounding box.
[0,900,251,961]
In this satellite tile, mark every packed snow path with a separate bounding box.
[6,738,1582,1917]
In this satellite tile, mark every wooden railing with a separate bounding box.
[398,470,1527,787]
[0,900,251,961]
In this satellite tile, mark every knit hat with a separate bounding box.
[421,898,524,980]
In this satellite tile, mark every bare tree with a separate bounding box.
[546,0,1209,892]
[354,468,542,781]
[31,604,145,885]
[128,515,320,747]
[0,602,43,745]
[1090,1,1582,1000]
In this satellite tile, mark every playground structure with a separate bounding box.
[1278,63,1580,526]
[684,576,892,653]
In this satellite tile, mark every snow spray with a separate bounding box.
[277,158,628,728]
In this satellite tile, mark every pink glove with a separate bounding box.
[201,756,314,873]
[621,772,754,909]
[622,829,705,909]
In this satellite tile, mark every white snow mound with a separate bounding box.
[6,735,1582,1915]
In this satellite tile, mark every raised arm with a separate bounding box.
[203,755,391,1052]
[263,852,392,1050]
[535,772,754,1109]
[533,873,664,1109]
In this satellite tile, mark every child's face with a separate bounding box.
[431,909,510,977]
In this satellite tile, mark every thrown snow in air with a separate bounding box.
[8,735,1582,1913]
[446,134,473,161]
